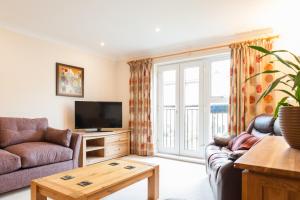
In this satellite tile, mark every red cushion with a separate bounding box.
[229,132,259,151]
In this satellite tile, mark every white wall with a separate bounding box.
[116,60,130,129]
[0,28,118,129]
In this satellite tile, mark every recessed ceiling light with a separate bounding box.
[155,27,160,32]
[100,42,105,47]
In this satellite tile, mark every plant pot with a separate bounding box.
[279,106,300,149]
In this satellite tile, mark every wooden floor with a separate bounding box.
[0,156,214,200]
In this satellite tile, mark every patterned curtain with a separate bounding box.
[128,58,154,156]
[228,39,275,135]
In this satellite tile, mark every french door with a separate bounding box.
[156,55,230,158]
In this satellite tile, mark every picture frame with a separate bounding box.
[56,63,84,97]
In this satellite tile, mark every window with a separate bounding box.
[156,54,230,158]
[209,59,230,140]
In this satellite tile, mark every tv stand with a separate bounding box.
[76,130,130,167]
[82,128,109,133]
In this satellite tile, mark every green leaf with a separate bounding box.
[286,60,300,70]
[249,46,271,54]
[272,54,298,73]
[245,70,280,82]
[274,89,300,103]
[256,75,287,103]
[296,87,300,105]
[274,97,289,118]
[258,52,298,73]
[279,81,292,89]
[272,50,300,65]
[293,72,300,90]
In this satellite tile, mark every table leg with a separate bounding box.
[148,165,159,200]
[31,182,47,200]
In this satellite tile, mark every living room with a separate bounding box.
[0,0,299,200]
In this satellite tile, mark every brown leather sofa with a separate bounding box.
[205,115,282,200]
[0,117,82,194]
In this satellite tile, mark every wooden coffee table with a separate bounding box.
[31,158,159,200]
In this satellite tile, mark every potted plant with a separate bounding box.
[248,46,300,149]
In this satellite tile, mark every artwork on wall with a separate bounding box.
[56,63,84,97]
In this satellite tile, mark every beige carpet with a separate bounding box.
[0,156,214,200]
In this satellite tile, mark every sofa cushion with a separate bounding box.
[5,142,73,168]
[0,118,48,148]
[229,132,259,151]
[45,127,72,147]
[0,149,21,175]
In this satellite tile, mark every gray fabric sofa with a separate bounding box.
[0,117,82,194]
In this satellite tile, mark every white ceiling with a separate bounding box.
[0,0,286,60]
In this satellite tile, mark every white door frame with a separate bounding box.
[157,64,180,155]
[179,60,204,158]
[155,53,230,158]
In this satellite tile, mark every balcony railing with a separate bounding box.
[184,105,199,151]
[161,104,228,151]
[162,106,176,149]
[210,104,228,138]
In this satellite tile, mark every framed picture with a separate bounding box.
[56,63,84,97]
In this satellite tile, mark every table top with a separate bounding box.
[234,136,300,178]
[33,159,156,199]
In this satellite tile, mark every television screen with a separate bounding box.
[75,101,122,130]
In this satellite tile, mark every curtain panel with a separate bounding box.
[128,58,154,156]
[228,39,275,135]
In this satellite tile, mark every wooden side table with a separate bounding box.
[235,136,300,200]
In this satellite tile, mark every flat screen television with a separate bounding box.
[75,101,122,131]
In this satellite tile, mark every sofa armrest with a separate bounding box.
[69,132,82,168]
[216,160,243,200]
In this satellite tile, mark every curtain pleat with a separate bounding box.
[128,58,154,156]
[228,39,275,135]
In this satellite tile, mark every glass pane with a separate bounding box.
[211,60,230,97]
[210,103,229,139]
[162,70,176,149]
[184,67,199,106]
[163,70,176,84]
[185,67,199,82]
[184,67,199,151]
[184,83,199,105]
[163,85,175,105]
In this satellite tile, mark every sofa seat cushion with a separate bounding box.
[0,149,21,175]
[5,142,73,168]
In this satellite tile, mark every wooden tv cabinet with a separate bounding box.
[77,130,130,167]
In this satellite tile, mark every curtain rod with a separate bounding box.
[128,35,279,62]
